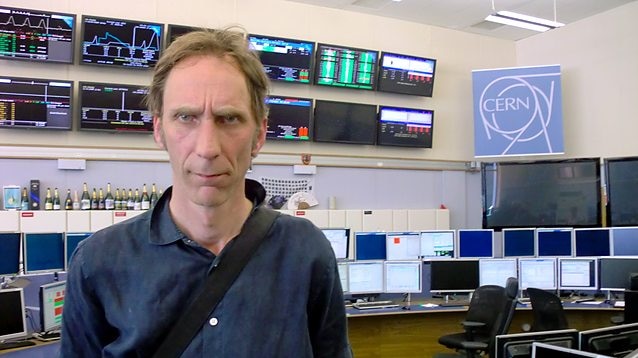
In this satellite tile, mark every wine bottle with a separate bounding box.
[149,183,159,208]
[141,184,150,210]
[133,189,142,210]
[127,189,134,210]
[44,188,53,210]
[98,188,105,210]
[20,187,29,211]
[64,189,73,210]
[81,183,91,210]
[72,190,80,210]
[114,188,122,210]
[91,188,98,210]
[105,183,115,210]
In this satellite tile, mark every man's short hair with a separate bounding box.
[146,27,270,125]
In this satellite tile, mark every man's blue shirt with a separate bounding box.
[60,179,351,357]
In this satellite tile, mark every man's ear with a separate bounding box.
[153,116,165,149]
[251,117,267,158]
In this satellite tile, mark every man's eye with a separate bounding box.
[176,114,194,122]
[221,115,240,124]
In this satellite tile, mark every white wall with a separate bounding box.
[516,1,638,160]
[0,0,516,163]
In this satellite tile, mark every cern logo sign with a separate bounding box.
[472,65,564,157]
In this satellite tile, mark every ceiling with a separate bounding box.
[285,0,636,41]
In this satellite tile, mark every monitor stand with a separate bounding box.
[402,293,412,310]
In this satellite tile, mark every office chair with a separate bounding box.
[436,277,519,358]
[526,287,569,331]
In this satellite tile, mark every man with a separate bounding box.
[60,29,352,357]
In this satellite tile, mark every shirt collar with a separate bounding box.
[149,178,266,245]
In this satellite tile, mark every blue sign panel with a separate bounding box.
[472,65,564,157]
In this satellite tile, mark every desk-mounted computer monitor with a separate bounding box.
[0,288,28,344]
[420,230,454,259]
[479,258,518,287]
[574,228,611,257]
[347,261,384,295]
[532,342,608,357]
[518,258,557,291]
[457,229,494,258]
[23,233,65,274]
[354,232,387,261]
[536,228,573,257]
[502,228,536,257]
[579,322,638,357]
[39,281,66,336]
[65,232,92,270]
[384,261,422,293]
[321,228,350,260]
[599,257,638,291]
[337,262,349,294]
[0,233,21,276]
[385,232,421,260]
[430,259,479,294]
[611,227,638,256]
[494,329,579,358]
[558,257,598,291]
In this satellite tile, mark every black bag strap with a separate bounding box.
[152,207,280,358]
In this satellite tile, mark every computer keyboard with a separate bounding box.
[353,300,400,310]
[0,340,36,351]
[439,301,470,307]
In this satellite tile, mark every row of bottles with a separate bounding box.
[25,183,161,211]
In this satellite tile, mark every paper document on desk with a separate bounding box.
[578,301,602,305]
[421,303,438,308]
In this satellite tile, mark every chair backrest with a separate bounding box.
[625,290,638,324]
[527,287,568,331]
[465,285,509,338]
[497,277,519,334]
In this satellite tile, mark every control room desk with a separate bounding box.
[347,302,621,358]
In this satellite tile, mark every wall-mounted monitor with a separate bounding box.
[536,228,573,257]
[0,233,21,275]
[495,329,579,358]
[347,261,384,294]
[385,231,421,260]
[377,105,434,148]
[384,261,422,293]
[39,280,66,335]
[611,227,638,256]
[64,232,92,270]
[314,43,377,90]
[80,15,162,69]
[265,96,312,141]
[457,229,494,258]
[320,228,350,260]
[23,233,64,274]
[579,322,638,357]
[354,232,386,261]
[518,258,557,290]
[0,288,28,343]
[429,259,479,293]
[482,158,602,230]
[558,257,597,291]
[420,230,454,259]
[166,24,198,45]
[573,228,610,257]
[0,6,75,64]
[0,76,73,130]
[479,258,518,287]
[249,34,314,84]
[79,81,153,132]
[599,257,638,291]
[502,228,536,257]
[377,51,436,97]
[313,100,377,145]
[605,157,638,227]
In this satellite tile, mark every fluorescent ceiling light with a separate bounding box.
[485,10,565,32]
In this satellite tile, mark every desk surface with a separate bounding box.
[347,300,621,358]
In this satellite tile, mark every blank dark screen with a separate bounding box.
[0,290,25,338]
[599,258,638,290]
[458,230,493,258]
[537,229,573,256]
[314,100,377,145]
[354,232,386,260]
[0,233,20,275]
[430,260,479,292]
[574,229,610,256]
[503,229,535,257]
[25,233,65,273]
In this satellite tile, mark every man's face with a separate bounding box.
[153,54,266,208]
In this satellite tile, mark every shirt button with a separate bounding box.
[209,317,219,326]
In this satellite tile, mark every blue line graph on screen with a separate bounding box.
[472,65,564,157]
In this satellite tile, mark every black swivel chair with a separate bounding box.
[437,277,519,358]
[526,287,569,331]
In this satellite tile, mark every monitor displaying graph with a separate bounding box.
[80,15,162,68]
[0,75,73,130]
[314,43,377,90]
[78,81,152,132]
[0,6,76,63]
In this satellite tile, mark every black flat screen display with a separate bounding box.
[377,105,433,148]
[313,100,377,145]
[79,81,152,132]
[377,52,436,97]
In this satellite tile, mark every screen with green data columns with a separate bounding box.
[314,43,377,90]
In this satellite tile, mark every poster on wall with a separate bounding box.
[471,65,564,158]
